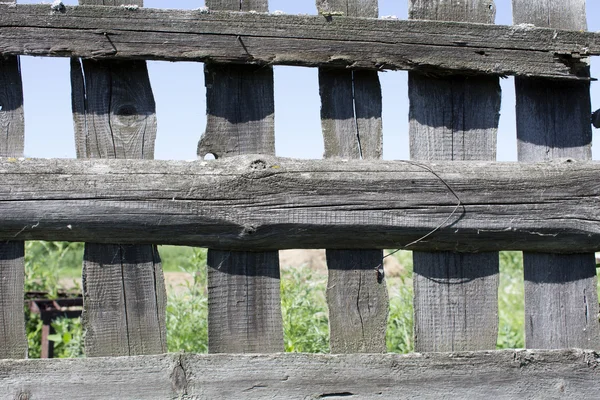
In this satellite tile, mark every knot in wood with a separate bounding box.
[240,224,257,237]
[250,159,267,170]
[13,390,31,400]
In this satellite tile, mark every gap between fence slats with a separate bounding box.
[72,0,166,357]
[0,55,27,359]
[203,0,283,355]
[512,0,600,349]
[316,0,388,354]
[409,0,501,352]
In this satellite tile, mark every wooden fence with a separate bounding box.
[0,0,599,398]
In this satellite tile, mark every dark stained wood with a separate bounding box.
[0,157,600,253]
[409,0,500,352]
[72,0,166,357]
[1,4,599,79]
[202,0,283,355]
[513,0,600,350]
[0,55,27,359]
[316,0,387,354]
[1,350,600,399]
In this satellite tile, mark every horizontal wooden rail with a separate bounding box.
[0,350,599,399]
[0,4,599,79]
[0,156,599,252]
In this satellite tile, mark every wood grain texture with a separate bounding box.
[207,251,283,353]
[0,350,600,399]
[206,0,268,12]
[0,55,27,359]
[318,69,382,159]
[316,0,387,354]
[413,252,499,351]
[0,57,24,158]
[202,0,283,355]
[1,4,598,79]
[0,157,600,253]
[198,65,274,159]
[73,0,166,357]
[326,250,388,353]
[409,0,500,353]
[82,245,166,356]
[513,0,600,350]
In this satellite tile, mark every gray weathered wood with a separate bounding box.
[206,0,268,11]
[0,350,600,399]
[202,0,283,355]
[316,0,387,354]
[0,55,27,359]
[409,0,500,352]
[207,250,283,353]
[318,70,382,159]
[513,0,600,350]
[413,253,499,351]
[0,157,600,253]
[72,0,166,357]
[326,250,388,353]
[198,65,275,159]
[1,4,599,79]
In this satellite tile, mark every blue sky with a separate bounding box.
[16,0,600,161]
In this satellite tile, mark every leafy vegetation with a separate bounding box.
[23,242,544,357]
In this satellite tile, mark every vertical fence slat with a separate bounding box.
[316,0,388,354]
[72,0,166,357]
[408,1,501,352]
[0,56,26,359]
[512,0,600,349]
[202,0,283,354]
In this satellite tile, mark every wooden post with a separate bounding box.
[408,0,501,352]
[202,0,283,354]
[0,55,27,359]
[71,0,167,356]
[512,0,600,349]
[315,0,388,354]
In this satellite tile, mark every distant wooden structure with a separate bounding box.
[0,0,599,398]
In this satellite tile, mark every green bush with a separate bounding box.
[165,248,209,353]
[281,265,330,353]
[386,251,414,353]
[497,251,525,349]
[24,241,84,358]
[22,243,530,357]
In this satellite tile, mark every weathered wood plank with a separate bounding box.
[198,64,275,159]
[207,250,283,353]
[0,157,599,253]
[316,0,387,354]
[513,0,600,350]
[326,250,388,353]
[72,0,166,357]
[0,350,599,399]
[1,4,599,79]
[409,0,500,353]
[0,55,27,359]
[202,0,283,355]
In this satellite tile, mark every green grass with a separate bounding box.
[23,242,542,357]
